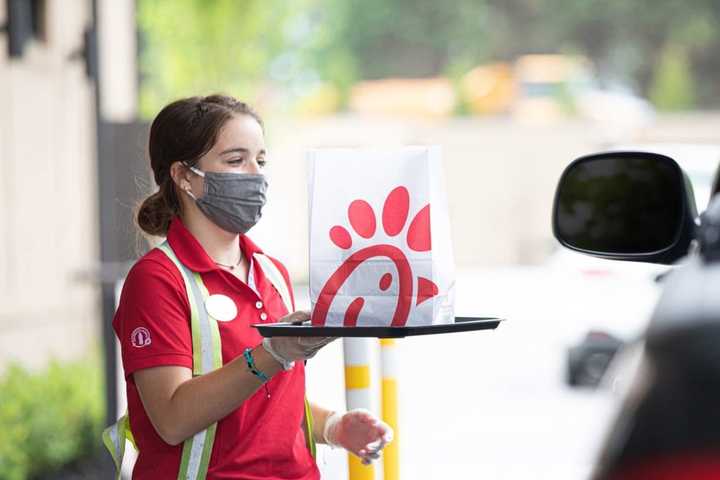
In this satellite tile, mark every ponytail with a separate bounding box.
[136,180,179,237]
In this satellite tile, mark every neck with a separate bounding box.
[181,206,241,266]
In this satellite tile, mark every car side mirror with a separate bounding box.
[552,151,697,265]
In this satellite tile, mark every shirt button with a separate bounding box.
[255,301,263,309]
[260,312,268,321]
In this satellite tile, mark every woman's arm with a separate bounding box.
[134,344,282,446]
[309,403,336,444]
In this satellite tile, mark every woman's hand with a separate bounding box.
[262,311,336,369]
[280,310,313,325]
[323,409,394,464]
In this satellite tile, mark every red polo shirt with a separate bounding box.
[113,218,319,480]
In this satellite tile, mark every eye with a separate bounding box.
[257,157,267,168]
[227,157,245,165]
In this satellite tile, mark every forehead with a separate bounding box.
[212,114,265,153]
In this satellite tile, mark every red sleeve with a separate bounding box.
[113,256,193,378]
[267,256,296,311]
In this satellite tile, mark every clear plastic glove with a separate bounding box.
[323,409,394,464]
[261,311,336,370]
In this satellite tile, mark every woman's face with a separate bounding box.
[186,114,266,193]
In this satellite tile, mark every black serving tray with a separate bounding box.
[253,317,502,338]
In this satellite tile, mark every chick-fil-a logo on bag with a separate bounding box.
[131,327,152,348]
[311,186,438,327]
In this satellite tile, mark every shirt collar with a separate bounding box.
[166,217,264,273]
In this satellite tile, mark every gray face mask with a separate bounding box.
[184,165,268,234]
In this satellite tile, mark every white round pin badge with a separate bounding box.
[205,294,238,322]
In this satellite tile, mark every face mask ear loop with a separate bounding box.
[183,188,198,201]
[183,163,206,178]
[181,162,204,200]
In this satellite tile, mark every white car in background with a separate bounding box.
[551,143,720,386]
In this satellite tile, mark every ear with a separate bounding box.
[169,161,193,191]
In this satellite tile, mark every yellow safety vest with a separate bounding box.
[103,241,315,479]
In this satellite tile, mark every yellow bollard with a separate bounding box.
[343,338,375,480]
[380,338,399,480]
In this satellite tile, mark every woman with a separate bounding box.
[111,94,392,479]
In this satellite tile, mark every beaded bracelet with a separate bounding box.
[243,347,271,398]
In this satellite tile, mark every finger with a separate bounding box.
[303,336,332,344]
[320,336,338,346]
[365,437,387,453]
[351,411,376,424]
[367,421,388,438]
[374,437,388,452]
[299,337,330,349]
[361,451,380,464]
[291,311,310,323]
[301,342,329,356]
[303,337,337,353]
[358,450,378,462]
[372,420,393,440]
[375,423,391,440]
[363,446,382,457]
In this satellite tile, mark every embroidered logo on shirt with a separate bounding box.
[131,327,152,348]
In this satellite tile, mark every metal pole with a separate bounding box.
[380,339,399,480]
[343,338,375,480]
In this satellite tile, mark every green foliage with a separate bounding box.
[0,357,104,480]
[333,0,491,79]
[136,0,720,114]
[137,0,294,118]
[650,44,696,111]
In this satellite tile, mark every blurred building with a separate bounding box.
[0,0,138,373]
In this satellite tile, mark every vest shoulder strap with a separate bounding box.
[252,253,316,458]
[253,253,294,314]
[156,242,221,479]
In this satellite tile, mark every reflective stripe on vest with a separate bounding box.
[158,242,222,479]
[160,243,222,377]
[102,414,128,477]
[253,254,293,316]
[253,253,316,459]
[102,243,316,479]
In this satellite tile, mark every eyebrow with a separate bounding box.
[220,147,266,155]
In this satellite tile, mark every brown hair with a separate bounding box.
[137,94,264,237]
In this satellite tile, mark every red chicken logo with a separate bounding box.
[312,186,439,327]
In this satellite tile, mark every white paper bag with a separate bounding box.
[308,146,455,328]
